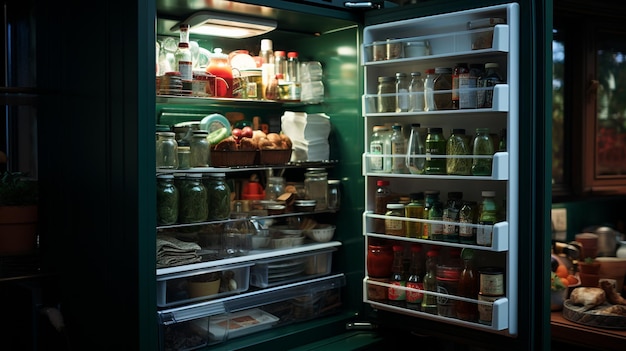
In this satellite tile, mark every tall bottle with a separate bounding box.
[174,24,192,83]
[388,245,407,307]
[422,190,443,240]
[406,244,425,310]
[423,68,436,111]
[286,52,301,100]
[406,123,426,174]
[274,50,287,84]
[260,39,275,100]
[424,127,446,175]
[421,249,439,314]
[456,248,479,321]
[390,124,408,174]
[408,72,424,112]
[477,62,504,108]
[374,180,393,233]
[451,63,469,109]
[395,72,410,112]
[477,190,498,246]
[370,126,392,173]
[404,192,424,238]
[442,191,463,242]
[471,128,494,176]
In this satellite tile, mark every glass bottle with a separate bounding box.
[206,48,233,97]
[390,124,408,174]
[156,174,179,225]
[190,130,210,167]
[286,51,301,100]
[459,200,478,245]
[265,176,286,201]
[395,72,409,112]
[404,192,424,238]
[406,244,425,310]
[424,127,447,175]
[442,191,463,242]
[433,67,453,110]
[304,168,328,210]
[377,76,396,113]
[451,63,469,109]
[388,245,407,307]
[423,68,436,111]
[471,128,494,176]
[385,203,405,236]
[274,50,287,84]
[260,38,275,100]
[422,190,443,240]
[174,24,192,84]
[477,190,498,246]
[408,71,424,112]
[374,180,392,233]
[370,126,392,173]
[421,249,439,314]
[478,62,504,108]
[327,179,341,210]
[204,172,230,220]
[178,173,208,223]
[156,132,178,169]
[436,247,462,317]
[406,123,425,174]
[459,63,480,109]
[456,248,479,321]
[446,128,471,175]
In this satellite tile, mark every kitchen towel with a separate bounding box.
[157,235,202,268]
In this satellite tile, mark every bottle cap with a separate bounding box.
[481,190,496,197]
[288,51,299,58]
[376,180,390,187]
[261,39,273,51]
[274,50,286,57]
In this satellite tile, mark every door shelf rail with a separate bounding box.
[362,212,508,252]
[362,152,509,180]
[362,277,510,333]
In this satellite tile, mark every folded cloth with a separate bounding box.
[157,254,201,268]
[156,235,202,268]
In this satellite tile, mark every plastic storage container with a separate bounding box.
[250,248,336,288]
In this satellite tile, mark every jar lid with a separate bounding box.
[373,125,389,132]
[157,174,174,179]
[410,72,422,77]
[328,179,340,185]
[386,203,405,209]
[193,130,209,136]
[395,72,407,78]
[376,180,390,186]
[485,62,499,68]
[210,172,226,177]
[427,127,443,133]
[178,146,190,152]
[187,173,203,178]
[157,131,176,137]
[435,67,452,74]
[378,76,395,82]
[306,167,326,172]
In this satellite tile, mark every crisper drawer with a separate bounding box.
[158,274,346,350]
[157,262,252,308]
[250,247,336,288]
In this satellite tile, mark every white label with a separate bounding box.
[476,221,494,246]
[178,61,192,81]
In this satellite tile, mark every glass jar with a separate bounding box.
[327,179,341,210]
[156,132,178,169]
[477,190,498,246]
[377,76,396,113]
[433,67,453,110]
[408,72,425,112]
[178,173,208,223]
[423,68,436,111]
[424,127,447,175]
[156,174,179,225]
[423,190,443,240]
[204,173,231,220]
[451,63,469,109]
[459,200,478,245]
[222,213,255,257]
[370,126,392,173]
[471,128,494,176]
[304,168,328,210]
[442,191,463,242]
[385,203,405,236]
[390,124,408,174]
[477,62,504,108]
[190,130,210,167]
[177,146,191,170]
[367,243,394,278]
[406,123,425,174]
[265,176,285,201]
[374,180,392,233]
[446,128,471,175]
[395,72,409,112]
[405,192,424,238]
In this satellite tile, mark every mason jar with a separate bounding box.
[190,130,210,167]
[304,168,328,210]
[156,132,178,169]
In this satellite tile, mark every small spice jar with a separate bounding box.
[385,203,406,236]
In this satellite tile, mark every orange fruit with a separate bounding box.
[556,265,569,278]
[566,274,578,285]
[560,277,569,287]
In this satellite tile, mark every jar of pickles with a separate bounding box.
[178,173,208,223]
[204,172,230,220]
[156,174,179,225]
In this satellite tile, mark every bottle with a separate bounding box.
[446,128,472,175]
[498,128,507,151]
[304,168,328,210]
[442,191,463,242]
[406,244,425,310]
[477,190,498,246]
[423,68,437,111]
[274,51,287,83]
[436,248,462,317]
[156,132,178,169]
[423,190,443,240]
[408,72,425,112]
[174,24,192,84]
[457,248,479,321]
[406,123,426,175]
[367,242,394,278]
[369,126,392,173]
[260,39,275,100]
[452,63,469,109]
[404,192,424,238]
[206,48,233,97]
[204,173,231,220]
[478,62,504,108]
[377,76,396,113]
[178,173,208,223]
[459,200,478,245]
[459,63,480,109]
[433,67,453,110]
[156,174,179,225]
[390,124,408,174]
[385,203,405,236]
[471,128,495,176]
[388,245,407,307]
[421,249,439,314]
[190,130,210,167]
[374,180,392,233]
[285,52,301,100]
[424,127,447,175]
[395,72,410,112]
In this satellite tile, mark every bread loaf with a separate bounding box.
[570,287,606,310]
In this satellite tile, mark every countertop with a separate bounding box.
[551,311,626,350]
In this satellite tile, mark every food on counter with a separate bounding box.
[570,287,606,310]
[213,129,292,151]
[597,304,626,316]
[600,280,626,305]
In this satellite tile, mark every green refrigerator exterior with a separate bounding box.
[33,0,552,350]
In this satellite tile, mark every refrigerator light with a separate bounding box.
[172,11,277,39]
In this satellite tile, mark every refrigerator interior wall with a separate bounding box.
[361,3,518,336]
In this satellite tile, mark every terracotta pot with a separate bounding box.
[578,261,601,275]
[579,273,599,287]
[0,205,38,255]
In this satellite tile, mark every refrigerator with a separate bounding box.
[33,0,552,350]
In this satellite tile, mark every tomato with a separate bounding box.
[232,128,243,140]
[242,126,253,138]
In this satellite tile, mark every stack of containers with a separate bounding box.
[300,61,324,104]
[281,111,331,161]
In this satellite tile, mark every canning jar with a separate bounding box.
[377,76,396,113]
[395,72,409,112]
[177,146,191,170]
[367,244,394,278]
[156,132,178,169]
[265,176,285,201]
[424,127,447,175]
[156,174,179,225]
[446,128,471,175]
[178,173,208,223]
[385,203,406,236]
[204,172,230,220]
[190,130,210,167]
[304,168,328,210]
[327,179,341,210]
[471,128,494,176]
[433,67,453,110]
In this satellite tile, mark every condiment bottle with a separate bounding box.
[423,190,443,240]
[174,24,192,87]
[451,63,469,109]
[442,191,463,242]
[390,124,408,174]
[459,63,480,109]
[406,123,425,174]
[433,67,453,110]
[477,190,498,246]
[385,203,406,236]
[374,180,392,233]
[370,126,392,173]
[395,72,410,112]
[471,128,494,176]
[424,127,446,175]
[406,244,425,310]
[377,76,396,113]
[388,245,407,307]
[408,72,424,112]
[423,68,437,111]
[260,39,275,100]
[459,200,478,245]
[456,248,479,321]
[206,48,233,97]
[404,192,424,238]
[285,51,301,100]
[446,128,471,175]
[477,62,504,108]
[421,249,439,314]
[156,174,179,225]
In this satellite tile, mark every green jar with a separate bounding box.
[422,190,443,240]
[204,172,231,220]
[156,174,179,225]
[179,173,208,223]
[446,128,471,175]
[471,128,494,176]
[424,127,447,175]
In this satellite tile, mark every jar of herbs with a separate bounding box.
[424,127,447,175]
[178,173,208,223]
[156,174,179,225]
[446,128,471,175]
[204,172,231,220]
[471,128,494,176]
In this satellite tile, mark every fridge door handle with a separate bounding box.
[343,2,383,9]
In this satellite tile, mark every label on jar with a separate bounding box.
[478,293,503,325]
[367,278,389,301]
[476,221,494,246]
[479,268,504,296]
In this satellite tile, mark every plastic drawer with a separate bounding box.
[159,315,210,351]
[250,248,336,288]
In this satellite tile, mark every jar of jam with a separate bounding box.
[367,244,394,278]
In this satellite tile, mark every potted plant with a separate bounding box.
[578,257,601,287]
[0,171,38,255]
